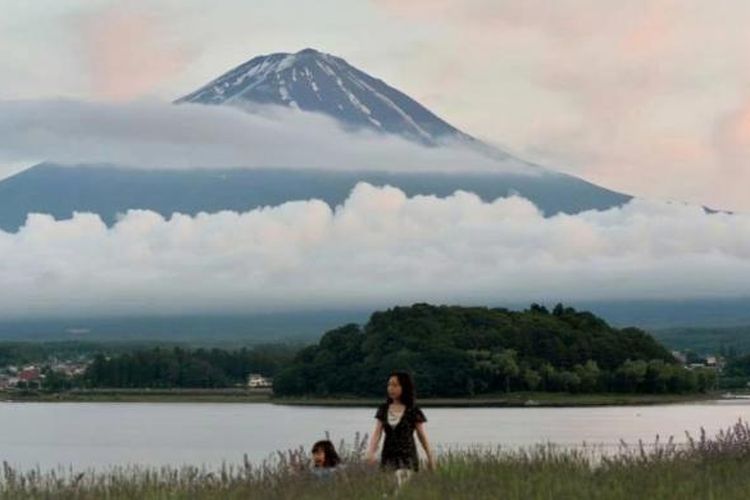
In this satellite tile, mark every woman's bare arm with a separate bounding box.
[366,420,383,464]
[415,422,436,470]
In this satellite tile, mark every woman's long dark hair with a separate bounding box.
[387,371,416,408]
[311,440,340,467]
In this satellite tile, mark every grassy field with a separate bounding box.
[2,422,750,499]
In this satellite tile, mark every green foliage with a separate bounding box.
[719,354,750,388]
[41,368,75,392]
[275,303,689,397]
[83,344,297,388]
[69,303,709,396]
[723,354,750,377]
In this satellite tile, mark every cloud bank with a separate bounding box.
[0,99,531,177]
[0,183,748,318]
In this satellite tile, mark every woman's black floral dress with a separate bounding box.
[375,403,427,471]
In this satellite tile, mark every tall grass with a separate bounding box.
[4,423,750,499]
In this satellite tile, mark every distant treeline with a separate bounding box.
[651,325,750,357]
[83,345,297,388]
[13,304,720,395]
[273,303,716,397]
[718,354,750,389]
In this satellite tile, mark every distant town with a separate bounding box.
[0,356,273,391]
[0,358,88,390]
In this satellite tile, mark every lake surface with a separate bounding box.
[1,400,749,471]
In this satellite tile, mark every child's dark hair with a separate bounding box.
[387,371,416,408]
[311,440,340,467]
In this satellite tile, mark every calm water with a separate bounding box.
[0,400,748,471]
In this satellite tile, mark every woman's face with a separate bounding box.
[387,376,402,401]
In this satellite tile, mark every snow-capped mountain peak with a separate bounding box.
[176,48,472,145]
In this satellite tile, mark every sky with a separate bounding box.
[1,0,749,212]
[0,1,749,319]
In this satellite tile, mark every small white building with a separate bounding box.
[247,373,272,389]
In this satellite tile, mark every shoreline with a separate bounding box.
[0,389,726,407]
[272,392,720,408]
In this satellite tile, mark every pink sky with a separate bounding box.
[80,5,193,101]
[1,0,749,212]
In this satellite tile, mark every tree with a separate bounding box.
[574,360,601,392]
[539,363,557,392]
[522,368,541,391]
[644,359,671,393]
[492,349,519,393]
[694,368,717,392]
[615,359,648,393]
[42,369,73,392]
[557,370,581,393]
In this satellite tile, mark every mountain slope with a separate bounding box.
[176,48,475,145]
[0,48,634,231]
[0,163,631,232]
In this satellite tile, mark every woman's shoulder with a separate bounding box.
[375,402,389,421]
[408,405,427,423]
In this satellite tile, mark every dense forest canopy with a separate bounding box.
[273,303,715,396]
[25,303,716,395]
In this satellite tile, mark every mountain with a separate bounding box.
[0,48,636,231]
[176,48,474,146]
[0,164,630,232]
[0,48,739,340]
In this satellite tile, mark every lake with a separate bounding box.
[1,400,748,471]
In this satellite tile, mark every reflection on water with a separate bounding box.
[0,400,747,470]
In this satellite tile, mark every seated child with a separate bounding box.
[310,439,341,479]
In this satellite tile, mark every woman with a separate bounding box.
[366,371,435,473]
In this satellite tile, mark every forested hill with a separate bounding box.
[274,303,713,397]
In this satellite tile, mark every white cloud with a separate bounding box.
[0,99,532,177]
[0,183,748,318]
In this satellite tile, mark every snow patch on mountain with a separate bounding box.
[177,48,474,145]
